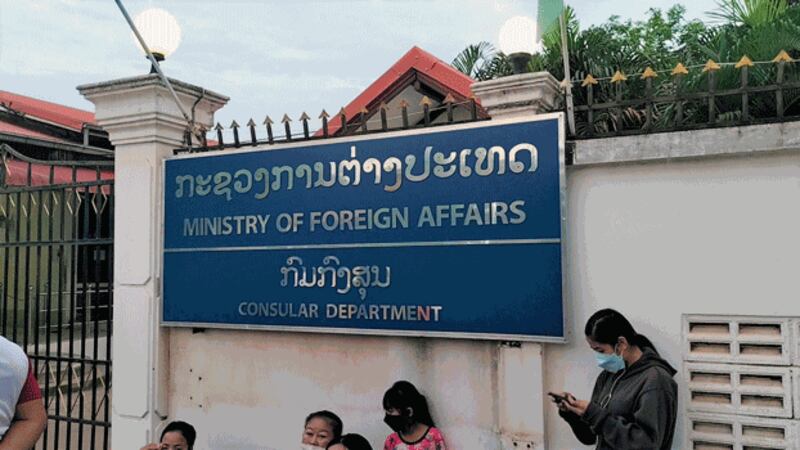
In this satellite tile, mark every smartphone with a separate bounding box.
[548,392,569,403]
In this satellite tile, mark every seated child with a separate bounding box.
[301,410,343,450]
[140,420,196,450]
[328,433,373,450]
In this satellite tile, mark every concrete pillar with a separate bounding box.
[471,72,561,118]
[472,72,561,450]
[78,75,228,446]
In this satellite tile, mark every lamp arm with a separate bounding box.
[113,0,194,131]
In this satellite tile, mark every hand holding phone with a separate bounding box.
[548,392,570,403]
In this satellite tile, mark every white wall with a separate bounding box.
[545,149,800,449]
[169,330,503,450]
[165,143,800,449]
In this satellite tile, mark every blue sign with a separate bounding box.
[163,115,566,341]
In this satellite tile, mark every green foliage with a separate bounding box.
[709,0,789,27]
[452,1,800,133]
[450,41,513,81]
[451,42,494,80]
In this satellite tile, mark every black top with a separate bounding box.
[559,348,678,449]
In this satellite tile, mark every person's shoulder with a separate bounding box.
[0,336,28,372]
[0,335,25,355]
[384,432,400,445]
[644,363,675,378]
[641,365,678,391]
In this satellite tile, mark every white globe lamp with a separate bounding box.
[498,16,541,74]
[132,8,182,72]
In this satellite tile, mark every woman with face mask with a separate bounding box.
[551,308,678,450]
[381,381,446,450]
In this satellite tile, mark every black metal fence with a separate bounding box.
[0,143,113,450]
[176,97,486,154]
[568,53,800,138]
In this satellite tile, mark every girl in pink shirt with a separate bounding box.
[382,381,446,450]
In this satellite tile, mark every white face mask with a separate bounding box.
[301,445,327,450]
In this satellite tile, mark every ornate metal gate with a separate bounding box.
[0,143,113,449]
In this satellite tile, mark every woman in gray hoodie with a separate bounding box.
[553,309,678,449]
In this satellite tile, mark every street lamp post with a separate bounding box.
[472,16,559,119]
[498,16,541,74]
[115,2,197,140]
[132,8,182,73]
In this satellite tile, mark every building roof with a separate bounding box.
[0,121,70,144]
[320,46,482,136]
[0,90,95,132]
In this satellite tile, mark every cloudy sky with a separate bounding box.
[1,0,719,129]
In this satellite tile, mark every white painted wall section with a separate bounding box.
[545,148,800,449]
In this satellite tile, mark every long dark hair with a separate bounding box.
[305,410,343,442]
[161,421,196,450]
[336,433,373,450]
[382,380,435,427]
[584,308,657,353]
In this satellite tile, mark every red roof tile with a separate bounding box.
[0,90,95,131]
[320,46,478,136]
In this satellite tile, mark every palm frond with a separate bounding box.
[708,0,789,27]
[451,42,497,79]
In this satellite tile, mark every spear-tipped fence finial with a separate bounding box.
[319,109,330,137]
[443,93,456,122]
[214,122,224,148]
[230,120,240,147]
[735,55,754,69]
[379,102,389,131]
[299,112,311,139]
[399,100,410,129]
[338,107,347,135]
[420,96,432,126]
[581,74,599,87]
[672,63,689,76]
[773,50,792,63]
[702,59,721,73]
[281,114,292,141]
[198,124,208,149]
[183,129,192,148]
[610,70,627,83]
[246,118,257,145]
[469,95,478,121]
[774,51,790,118]
[263,116,274,144]
[641,67,658,79]
[359,107,369,133]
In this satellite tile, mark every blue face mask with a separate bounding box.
[595,349,625,373]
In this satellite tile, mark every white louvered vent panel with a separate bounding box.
[687,413,799,450]
[793,368,800,420]
[686,363,794,418]
[684,315,793,365]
